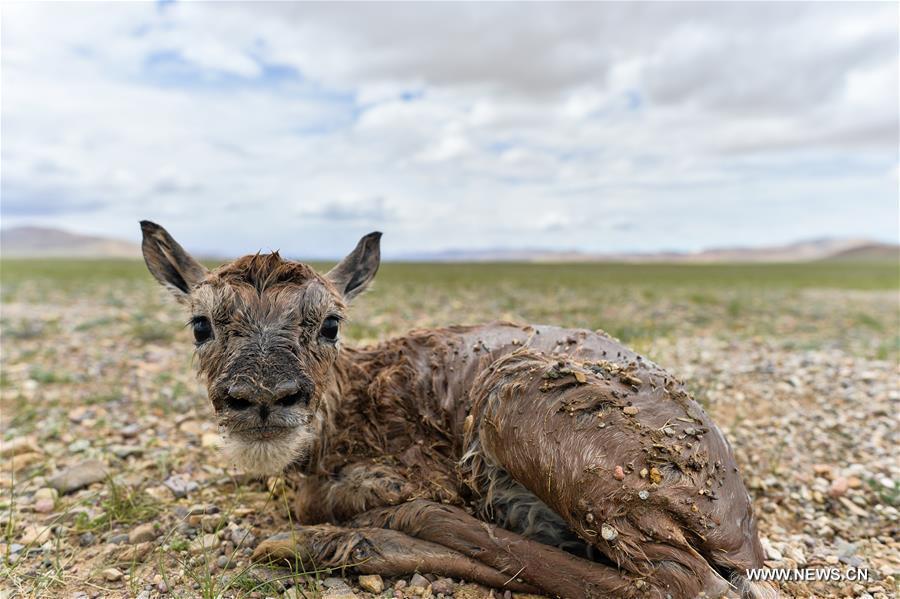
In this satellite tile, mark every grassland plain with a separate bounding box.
[1,258,898,598]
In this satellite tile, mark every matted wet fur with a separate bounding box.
[141,221,776,599]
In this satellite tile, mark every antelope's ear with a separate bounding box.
[140,220,208,303]
[326,232,382,301]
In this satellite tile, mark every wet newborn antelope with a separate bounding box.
[140,221,773,599]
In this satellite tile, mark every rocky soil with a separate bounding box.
[1,275,897,598]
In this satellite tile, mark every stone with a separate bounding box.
[190,533,220,555]
[600,523,618,541]
[20,524,52,545]
[323,577,351,589]
[784,545,806,566]
[408,573,431,595]
[120,424,142,438]
[109,534,129,545]
[431,578,456,595]
[622,406,640,416]
[229,527,257,548]
[358,574,384,593]
[129,523,157,544]
[200,514,225,533]
[761,538,782,561]
[0,436,42,458]
[68,439,90,453]
[830,477,849,497]
[10,452,43,473]
[613,465,625,480]
[109,445,143,459]
[186,503,219,516]
[68,407,94,423]
[201,433,221,448]
[453,584,493,599]
[163,475,198,498]
[179,420,204,436]
[79,532,96,546]
[48,460,108,494]
[102,567,123,582]
[34,487,58,502]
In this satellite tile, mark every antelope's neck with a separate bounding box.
[307,327,492,475]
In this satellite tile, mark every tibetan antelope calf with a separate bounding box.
[141,221,774,599]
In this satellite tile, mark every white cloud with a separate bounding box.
[1,2,897,257]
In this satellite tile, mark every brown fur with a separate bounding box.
[140,221,775,599]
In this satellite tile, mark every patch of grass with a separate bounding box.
[130,316,175,344]
[875,336,899,361]
[727,298,743,319]
[28,366,72,384]
[688,292,717,305]
[868,478,899,507]
[2,319,50,340]
[74,316,114,331]
[73,478,160,532]
[854,312,883,331]
[83,392,123,406]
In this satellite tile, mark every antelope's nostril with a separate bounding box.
[276,392,306,408]
[224,396,253,411]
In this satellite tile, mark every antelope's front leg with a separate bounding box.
[291,461,418,523]
[252,524,540,592]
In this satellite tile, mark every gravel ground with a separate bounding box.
[1,279,897,598]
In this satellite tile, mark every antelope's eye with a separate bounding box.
[320,316,340,341]
[192,317,213,344]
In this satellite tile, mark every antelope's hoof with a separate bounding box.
[252,531,310,565]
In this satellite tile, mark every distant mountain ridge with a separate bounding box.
[1,226,141,258]
[397,238,898,263]
[1,226,896,262]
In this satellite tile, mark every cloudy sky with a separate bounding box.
[2,2,897,258]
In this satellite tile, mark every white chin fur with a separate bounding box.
[220,429,314,476]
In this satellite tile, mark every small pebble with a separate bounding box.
[358,574,384,593]
[47,460,107,494]
[189,534,220,554]
[102,567,123,582]
[163,475,198,499]
[129,523,156,544]
[601,523,618,541]
[431,578,456,595]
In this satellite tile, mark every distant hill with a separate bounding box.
[2,226,896,263]
[823,242,899,262]
[399,238,899,263]
[1,226,141,258]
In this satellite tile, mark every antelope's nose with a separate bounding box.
[224,380,310,416]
